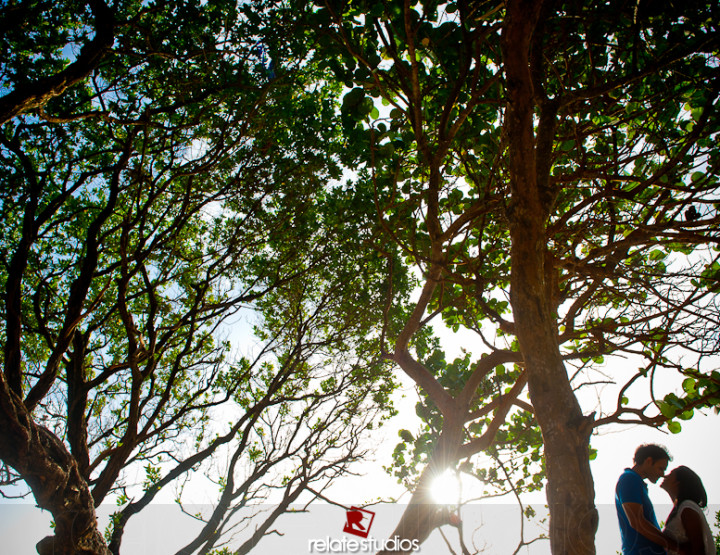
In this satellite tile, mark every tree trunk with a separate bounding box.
[502,1,599,553]
[508,227,598,554]
[507,222,598,555]
[0,377,109,555]
[377,418,465,555]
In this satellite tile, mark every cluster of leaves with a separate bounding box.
[540,1,720,433]
[389,344,541,497]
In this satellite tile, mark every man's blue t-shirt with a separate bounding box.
[615,468,665,554]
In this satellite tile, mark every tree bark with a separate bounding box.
[502,1,598,553]
[0,375,109,555]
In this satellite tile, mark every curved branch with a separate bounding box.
[0,0,116,125]
[458,370,528,458]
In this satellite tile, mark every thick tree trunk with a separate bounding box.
[507,224,598,554]
[507,217,598,555]
[0,377,109,555]
[502,1,599,553]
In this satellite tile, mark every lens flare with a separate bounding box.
[431,470,461,505]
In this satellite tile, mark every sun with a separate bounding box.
[431,470,461,505]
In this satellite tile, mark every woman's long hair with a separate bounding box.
[667,465,708,522]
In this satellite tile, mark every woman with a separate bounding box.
[660,465,715,555]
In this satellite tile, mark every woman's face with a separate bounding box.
[660,469,679,499]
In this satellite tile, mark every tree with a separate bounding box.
[304,0,720,553]
[1,1,406,553]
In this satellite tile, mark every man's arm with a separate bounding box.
[622,502,680,552]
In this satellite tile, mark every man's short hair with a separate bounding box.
[633,444,671,465]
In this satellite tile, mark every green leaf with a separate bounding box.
[399,429,415,443]
[681,378,696,395]
[658,402,676,419]
[648,249,666,261]
[678,409,694,421]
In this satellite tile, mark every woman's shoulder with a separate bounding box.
[678,499,705,514]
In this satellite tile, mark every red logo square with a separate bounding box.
[343,507,375,538]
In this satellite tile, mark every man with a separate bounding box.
[615,444,682,554]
